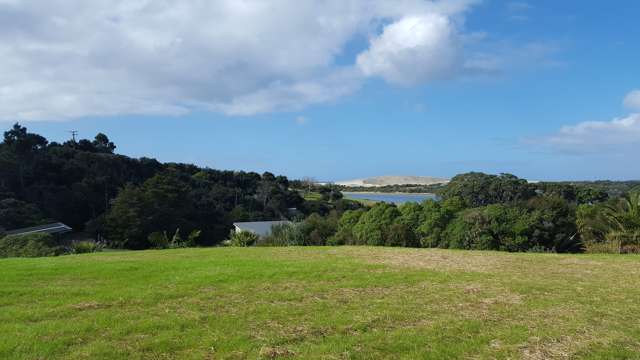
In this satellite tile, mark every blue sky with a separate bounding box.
[2,0,639,181]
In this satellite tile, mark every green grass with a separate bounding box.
[2,247,640,359]
[302,191,322,201]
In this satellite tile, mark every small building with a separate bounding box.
[5,222,73,237]
[233,221,292,238]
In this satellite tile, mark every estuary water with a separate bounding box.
[343,192,438,205]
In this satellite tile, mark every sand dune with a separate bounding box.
[335,175,449,187]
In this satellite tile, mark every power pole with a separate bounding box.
[69,130,78,142]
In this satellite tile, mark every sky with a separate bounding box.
[1,0,639,181]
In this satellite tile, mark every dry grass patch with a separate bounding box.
[520,329,598,360]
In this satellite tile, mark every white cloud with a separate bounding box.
[356,14,461,85]
[624,90,640,110]
[0,0,485,121]
[533,113,640,153]
[295,116,308,125]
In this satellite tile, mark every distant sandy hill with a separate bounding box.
[335,176,449,187]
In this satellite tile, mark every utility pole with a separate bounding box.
[69,130,78,142]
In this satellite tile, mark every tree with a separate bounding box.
[525,196,581,253]
[416,198,463,248]
[353,203,401,246]
[299,212,338,245]
[441,172,535,207]
[442,205,533,251]
[0,199,47,230]
[103,184,149,249]
[3,123,47,192]
[386,223,419,247]
[92,133,116,153]
[330,209,366,245]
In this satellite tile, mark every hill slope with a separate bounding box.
[2,247,640,359]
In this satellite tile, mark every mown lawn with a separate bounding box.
[1,247,640,359]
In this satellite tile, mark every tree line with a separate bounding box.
[0,124,318,249]
[2,124,639,256]
[238,173,640,253]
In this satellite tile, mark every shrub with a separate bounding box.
[72,241,104,254]
[226,230,259,247]
[259,223,304,246]
[299,213,338,245]
[353,203,401,246]
[148,231,170,249]
[329,209,365,245]
[386,223,419,247]
[0,233,65,258]
[148,228,200,249]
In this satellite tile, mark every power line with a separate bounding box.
[68,130,78,142]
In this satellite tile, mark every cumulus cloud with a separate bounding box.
[0,0,484,121]
[531,113,640,154]
[624,90,640,110]
[356,14,461,85]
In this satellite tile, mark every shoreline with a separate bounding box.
[342,191,437,196]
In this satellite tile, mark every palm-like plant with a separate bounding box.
[601,192,640,253]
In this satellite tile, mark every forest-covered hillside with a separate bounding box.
[0,124,315,248]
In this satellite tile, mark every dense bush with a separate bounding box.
[147,229,201,249]
[578,193,640,253]
[259,223,305,246]
[1,122,634,256]
[0,233,64,258]
[352,203,401,246]
[71,241,104,254]
[329,209,366,245]
[226,230,259,247]
[299,213,338,246]
[270,174,586,253]
[441,172,535,207]
[1,124,304,250]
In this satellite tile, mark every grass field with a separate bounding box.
[2,247,640,359]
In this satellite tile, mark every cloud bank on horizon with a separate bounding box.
[531,90,640,154]
[0,0,488,122]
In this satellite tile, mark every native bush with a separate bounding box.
[386,222,419,247]
[226,230,259,247]
[259,223,305,246]
[0,233,65,258]
[353,203,401,246]
[148,228,201,249]
[298,213,338,245]
[72,241,104,254]
[328,209,366,245]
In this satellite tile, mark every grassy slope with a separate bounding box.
[1,247,640,359]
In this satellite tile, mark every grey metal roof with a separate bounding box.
[233,221,292,237]
[5,222,72,236]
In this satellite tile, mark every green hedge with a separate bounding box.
[0,233,65,258]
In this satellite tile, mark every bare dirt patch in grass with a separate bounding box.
[258,345,295,358]
[520,329,598,360]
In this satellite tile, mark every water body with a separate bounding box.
[343,192,438,205]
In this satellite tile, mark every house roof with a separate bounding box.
[233,221,292,237]
[5,222,73,236]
